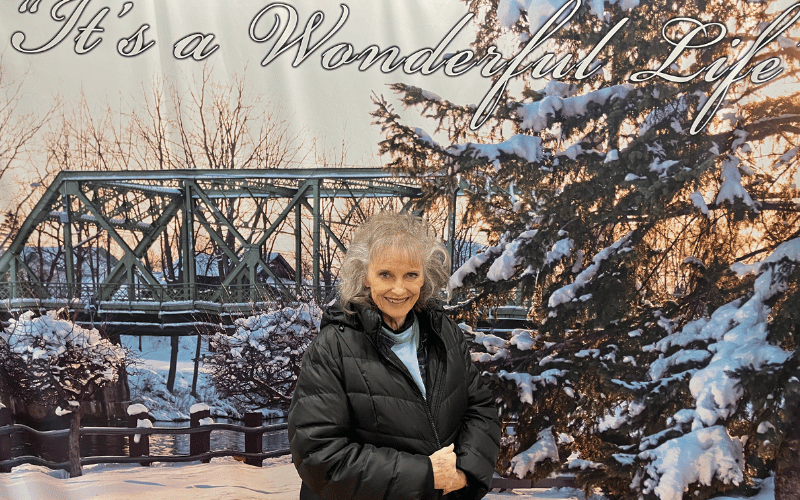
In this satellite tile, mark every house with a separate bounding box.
[22,246,119,284]
[164,252,296,285]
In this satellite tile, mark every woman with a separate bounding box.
[289,211,500,499]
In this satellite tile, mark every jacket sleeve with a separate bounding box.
[450,319,501,499]
[289,332,438,500]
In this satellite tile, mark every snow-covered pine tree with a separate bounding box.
[372,0,799,497]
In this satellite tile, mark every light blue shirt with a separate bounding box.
[382,317,426,399]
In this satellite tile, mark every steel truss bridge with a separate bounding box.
[0,169,443,336]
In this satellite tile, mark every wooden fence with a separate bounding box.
[0,405,574,491]
[0,405,289,472]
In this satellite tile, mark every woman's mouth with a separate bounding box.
[385,297,408,304]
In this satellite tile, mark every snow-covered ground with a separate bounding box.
[122,334,283,421]
[0,455,778,500]
[0,455,573,500]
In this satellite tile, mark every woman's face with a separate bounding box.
[363,246,424,330]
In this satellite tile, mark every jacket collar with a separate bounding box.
[321,298,445,341]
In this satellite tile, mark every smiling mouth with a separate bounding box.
[385,297,409,304]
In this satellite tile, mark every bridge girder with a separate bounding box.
[0,169,429,332]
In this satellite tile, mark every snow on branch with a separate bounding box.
[648,349,711,381]
[205,303,321,410]
[545,237,574,266]
[447,134,544,171]
[731,236,800,278]
[449,246,498,291]
[714,155,757,211]
[471,332,510,362]
[515,85,633,132]
[638,426,744,500]
[487,230,539,281]
[498,369,567,404]
[2,310,127,385]
[508,427,560,478]
[644,239,798,429]
[509,329,537,350]
[548,232,634,310]
[449,229,538,291]
[689,191,710,216]
[413,127,440,149]
[632,238,799,500]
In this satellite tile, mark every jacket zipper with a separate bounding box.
[382,347,442,448]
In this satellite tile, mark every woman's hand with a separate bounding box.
[429,444,468,494]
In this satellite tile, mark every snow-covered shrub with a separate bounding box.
[204,302,321,411]
[0,308,128,412]
[0,308,129,476]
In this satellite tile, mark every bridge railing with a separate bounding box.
[0,281,315,305]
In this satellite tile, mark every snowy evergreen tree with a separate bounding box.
[204,303,321,411]
[0,309,129,477]
[372,0,799,497]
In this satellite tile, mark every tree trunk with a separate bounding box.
[68,411,82,477]
[167,335,179,393]
[191,332,202,398]
[775,403,800,500]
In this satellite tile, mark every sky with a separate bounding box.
[0,0,491,171]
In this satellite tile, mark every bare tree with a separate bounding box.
[0,62,51,184]
[0,60,55,249]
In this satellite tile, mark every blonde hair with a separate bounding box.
[338,211,450,312]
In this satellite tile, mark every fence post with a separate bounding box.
[190,403,211,463]
[0,404,10,472]
[244,411,262,467]
[127,404,151,467]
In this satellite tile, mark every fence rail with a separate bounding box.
[0,407,574,491]
[0,406,289,473]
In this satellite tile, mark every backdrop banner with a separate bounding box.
[1,0,799,498]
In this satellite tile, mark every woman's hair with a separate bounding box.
[338,211,450,312]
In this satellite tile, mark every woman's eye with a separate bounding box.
[379,271,391,278]
[406,273,419,279]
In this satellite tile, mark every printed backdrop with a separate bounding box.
[1,0,800,497]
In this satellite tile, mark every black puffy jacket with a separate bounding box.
[289,300,500,500]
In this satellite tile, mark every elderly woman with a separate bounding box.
[289,211,500,500]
